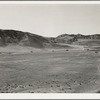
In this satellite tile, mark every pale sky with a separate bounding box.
[0,4,100,37]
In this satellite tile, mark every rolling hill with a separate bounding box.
[0,29,73,49]
[56,33,100,47]
[0,29,49,48]
[0,29,100,49]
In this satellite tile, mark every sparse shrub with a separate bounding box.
[57,85,60,87]
[31,91,34,93]
[30,51,33,53]
[29,84,32,86]
[61,88,64,91]
[19,86,24,88]
[8,52,11,54]
[66,50,69,51]
[97,90,100,93]
[95,51,98,53]
[87,49,89,51]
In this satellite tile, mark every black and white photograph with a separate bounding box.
[0,1,100,94]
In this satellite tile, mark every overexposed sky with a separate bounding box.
[0,4,100,37]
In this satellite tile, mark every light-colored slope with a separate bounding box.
[56,43,84,50]
[73,39,100,46]
[0,45,43,54]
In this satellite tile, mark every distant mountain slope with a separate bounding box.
[56,33,100,46]
[0,29,49,48]
[55,34,77,44]
[0,29,100,49]
[0,29,74,49]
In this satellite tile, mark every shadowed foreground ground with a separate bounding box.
[0,49,100,93]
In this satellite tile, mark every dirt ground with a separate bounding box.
[0,49,100,93]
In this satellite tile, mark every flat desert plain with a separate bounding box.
[0,48,100,93]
